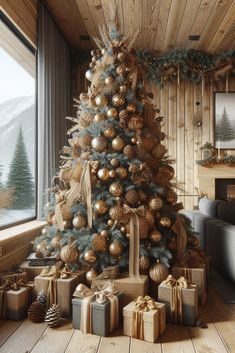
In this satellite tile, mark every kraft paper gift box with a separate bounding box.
[158,276,198,326]
[172,263,206,304]
[72,284,124,336]
[91,275,149,307]
[35,275,77,318]
[20,262,49,281]
[1,285,32,320]
[0,270,28,285]
[123,299,166,343]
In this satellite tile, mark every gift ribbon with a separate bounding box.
[132,295,157,340]
[73,283,119,334]
[171,218,187,263]
[165,275,188,324]
[123,204,145,278]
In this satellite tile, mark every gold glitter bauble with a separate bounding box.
[92,233,106,252]
[91,136,108,152]
[116,166,128,179]
[94,113,106,122]
[94,200,108,214]
[120,85,128,94]
[116,64,127,76]
[131,137,137,144]
[144,210,155,228]
[126,103,136,113]
[110,157,120,167]
[109,241,123,257]
[72,215,87,229]
[104,76,114,85]
[107,219,114,227]
[84,249,97,263]
[120,226,126,234]
[112,93,125,107]
[107,107,118,118]
[125,189,140,207]
[85,69,94,81]
[109,204,123,220]
[109,182,124,197]
[112,136,126,151]
[100,230,109,238]
[60,243,79,264]
[159,217,171,229]
[149,261,169,283]
[117,52,126,61]
[139,256,150,271]
[95,95,108,107]
[123,145,135,159]
[149,230,162,244]
[86,269,98,284]
[148,197,163,211]
[97,168,110,181]
[103,126,116,138]
[109,170,116,178]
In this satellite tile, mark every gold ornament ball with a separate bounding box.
[100,229,109,238]
[119,109,128,119]
[85,69,94,81]
[92,233,107,252]
[97,168,110,181]
[84,249,97,263]
[60,243,79,264]
[148,196,163,211]
[91,136,108,152]
[120,226,126,234]
[112,93,125,107]
[109,241,123,257]
[107,107,118,118]
[94,200,108,215]
[62,220,71,229]
[159,217,171,229]
[120,85,128,94]
[117,52,126,61]
[112,136,126,151]
[144,210,155,228]
[73,215,87,229]
[95,95,108,107]
[110,157,120,168]
[166,190,178,205]
[126,103,136,113]
[123,145,135,159]
[109,182,124,197]
[149,261,169,283]
[107,219,114,227]
[51,235,62,249]
[104,76,114,85]
[131,137,137,144]
[94,113,106,122]
[104,126,116,138]
[116,64,127,76]
[109,204,123,220]
[109,170,116,178]
[139,256,150,271]
[89,62,95,68]
[116,166,128,180]
[149,230,162,244]
[86,269,98,284]
[125,189,140,207]
[91,50,96,56]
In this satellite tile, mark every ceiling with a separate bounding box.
[44,0,235,53]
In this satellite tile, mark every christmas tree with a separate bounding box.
[7,126,34,209]
[33,20,200,282]
[216,106,235,142]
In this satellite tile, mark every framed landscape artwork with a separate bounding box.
[214,92,235,149]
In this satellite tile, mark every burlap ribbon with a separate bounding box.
[132,295,157,340]
[73,283,119,334]
[123,204,145,279]
[165,275,188,324]
[171,218,187,263]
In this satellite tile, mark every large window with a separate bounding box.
[0,14,37,229]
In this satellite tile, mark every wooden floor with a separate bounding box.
[1,287,235,353]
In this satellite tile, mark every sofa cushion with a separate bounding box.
[198,197,219,218]
[217,200,235,225]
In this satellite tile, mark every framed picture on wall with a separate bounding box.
[214,92,235,149]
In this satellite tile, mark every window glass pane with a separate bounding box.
[0,19,36,228]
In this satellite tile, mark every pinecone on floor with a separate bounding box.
[36,289,47,306]
[45,304,61,328]
[28,300,46,323]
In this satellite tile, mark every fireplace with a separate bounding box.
[215,178,235,200]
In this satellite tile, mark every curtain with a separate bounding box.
[37,2,71,219]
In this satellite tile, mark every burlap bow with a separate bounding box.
[132,295,157,340]
[123,204,145,278]
[165,275,188,324]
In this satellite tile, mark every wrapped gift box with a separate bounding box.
[123,300,166,342]
[27,253,57,266]
[158,277,197,326]
[172,263,206,304]
[20,262,48,281]
[35,275,77,318]
[91,275,149,306]
[0,271,28,285]
[72,292,124,336]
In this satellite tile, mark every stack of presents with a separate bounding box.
[0,252,210,342]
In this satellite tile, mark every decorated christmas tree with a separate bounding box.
[33,18,201,284]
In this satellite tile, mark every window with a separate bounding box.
[0,13,37,229]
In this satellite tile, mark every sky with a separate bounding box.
[0,47,35,104]
[215,92,235,119]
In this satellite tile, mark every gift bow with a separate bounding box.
[134,295,156,312]
[123,205,145,278]
[164,275,188,324]
[73,283,94,298]
[132,295,157,340]
[94,284,118,304]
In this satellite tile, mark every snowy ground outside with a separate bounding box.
[0,208,35,228]
[216,138,235,149]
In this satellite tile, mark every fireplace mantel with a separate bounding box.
[197,165,235,199]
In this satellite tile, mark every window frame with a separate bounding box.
[0,10,38,231]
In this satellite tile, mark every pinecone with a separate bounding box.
[36,289,47,305]
[45,304,61,328]
[28,301,46,323]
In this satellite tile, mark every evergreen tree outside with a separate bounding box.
[7,126,34,209]
[216,106,235,142]
[0,164,4,189]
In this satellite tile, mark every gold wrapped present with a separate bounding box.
[123,296,166,342]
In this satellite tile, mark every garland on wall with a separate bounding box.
[197,155,235,167]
